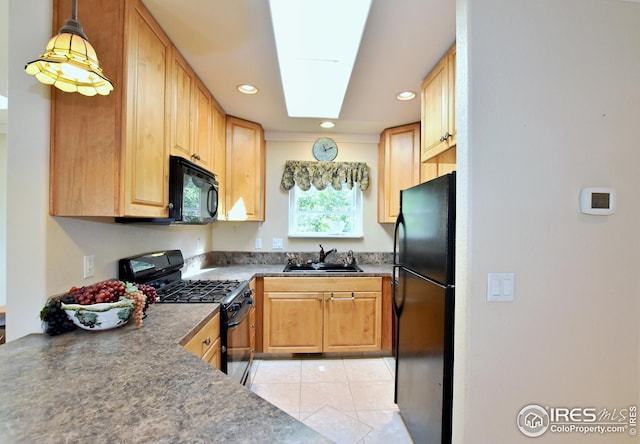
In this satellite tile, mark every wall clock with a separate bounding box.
[312,137,338,161]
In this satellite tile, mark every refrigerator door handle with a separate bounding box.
[393,212,405,266]
[392,265,403,317]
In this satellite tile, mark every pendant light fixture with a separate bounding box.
[25,0,113,96]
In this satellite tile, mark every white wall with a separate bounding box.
[212,133,396,253]
[6,0,212,341]
[455,0,640,442]
[0,0,9,307]
[0,133,6,307]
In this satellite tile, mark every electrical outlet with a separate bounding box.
[255,238,262,249]
[83,255,95,279]
[272,238,284,250]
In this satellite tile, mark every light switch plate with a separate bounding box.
[83,255,95,279]
[487,273,515,302]
[272,238,284,250]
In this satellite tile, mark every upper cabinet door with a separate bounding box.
[378,123,421,223]
[211,99,227,218]
[225,116,265,221]
[193,76,213,171]
[421,43,456,162]
[169,47,195,161]
[123,1,171,217]
[447,44,457,148]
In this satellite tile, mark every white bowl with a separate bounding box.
[61,299,134,331]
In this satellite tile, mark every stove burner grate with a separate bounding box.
[156,279,244,304]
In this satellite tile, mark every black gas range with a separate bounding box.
[118,250,254,386]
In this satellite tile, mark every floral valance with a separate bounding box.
[281,161,370,191]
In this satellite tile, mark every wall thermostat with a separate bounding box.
[580,187,616,215]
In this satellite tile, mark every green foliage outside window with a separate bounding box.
[290,185,361,236]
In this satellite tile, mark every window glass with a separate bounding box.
[288,185,363,238]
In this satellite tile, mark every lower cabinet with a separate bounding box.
[264,291,324,353]
[183,312,221,370]
[262,277,382,353]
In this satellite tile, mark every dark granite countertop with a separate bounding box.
[0,304,329,444]
[185,263,394,281]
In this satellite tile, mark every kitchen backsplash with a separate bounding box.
[183,251,393,275]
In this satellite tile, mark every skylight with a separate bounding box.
[269,0,372,119]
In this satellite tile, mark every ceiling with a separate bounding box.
[141,0,455,137]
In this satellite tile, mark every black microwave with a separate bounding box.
[116,156,218,225]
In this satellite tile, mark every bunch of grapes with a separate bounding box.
[128,291,147,328]
[67,280,127,305]
[135,283,158,305]
[40,299,77,336]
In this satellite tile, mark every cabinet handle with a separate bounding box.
[167,202,174,210]
[203,337,211,346]
[191,153,201,161]
[330,292,356,301]
[440,132,451,142]
[318,298,323,302]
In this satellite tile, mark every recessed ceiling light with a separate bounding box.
[396,91,416,101]
[269,0,372,118]
[237,84,258,95]
[320,121,335,129]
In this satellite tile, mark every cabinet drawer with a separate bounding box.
[264,277,381,292]
[184,312,220,358]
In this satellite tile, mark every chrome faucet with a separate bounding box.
[319,244,337,263]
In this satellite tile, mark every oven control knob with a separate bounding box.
[221,345,227,353]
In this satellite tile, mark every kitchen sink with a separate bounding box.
[283,263,363,273]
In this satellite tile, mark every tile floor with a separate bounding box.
[250,357,414,444]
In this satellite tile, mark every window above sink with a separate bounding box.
[288,185,363,238]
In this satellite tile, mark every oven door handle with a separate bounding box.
[226,296,254,329]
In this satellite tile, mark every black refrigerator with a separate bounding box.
[393,172,455,444]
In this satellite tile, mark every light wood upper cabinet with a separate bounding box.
[262,277,382,354]
[421,146,457,183]
[193,77,213,171]
[377,123,421,223]
[50,0,170,218]
[169,48,194,162]
[225,116,265,221]
[421,43,456,162]
[169,48,213,170]
[447,44,457,148]
[211,99,227,217]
